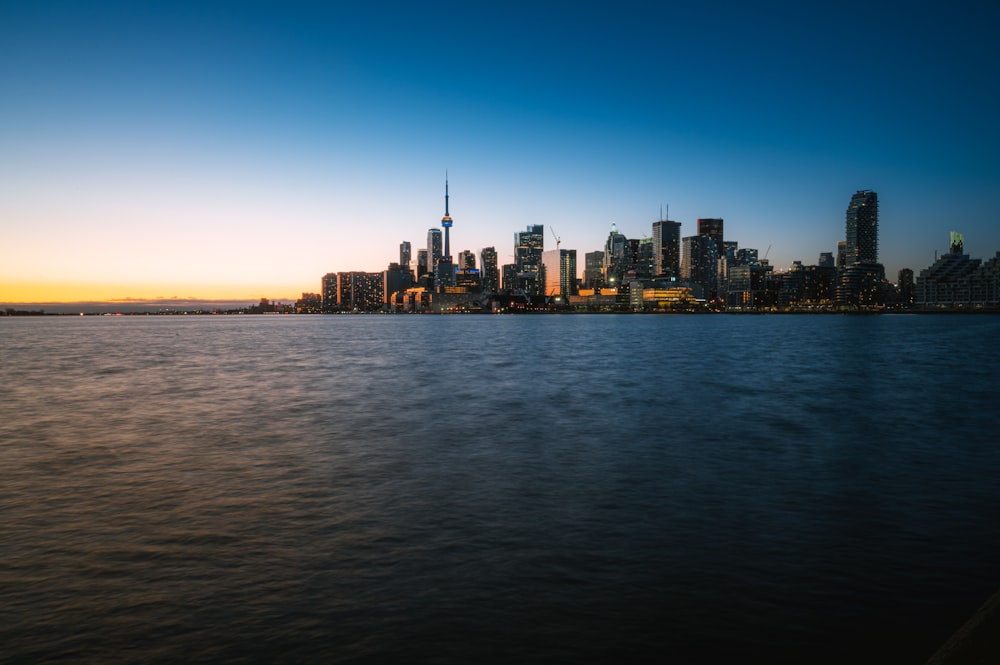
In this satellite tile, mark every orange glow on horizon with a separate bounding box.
[0,281,307,304]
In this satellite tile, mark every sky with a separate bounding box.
[3,0,999,304]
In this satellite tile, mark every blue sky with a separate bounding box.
[2,0,999,301]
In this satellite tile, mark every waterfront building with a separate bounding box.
[542,248,578,298]
[836,263,886,308]
[972,254,1000,305]
[723,241,738,259]
[584,251,605,289]
[726,264,770,309]
[698,218,725,257]
[457,250,476,270]
[435,259,456,290]
[915,233,1000,307]
[337,272,385,312]
[502,263,518,290]
[567,288,621,311]
[635,237,654,277]
[837,190,885,307]
[897,268,914,306]
[296,292,322,314]
[427,228,442,279]
[383,263,412,302]
[454,268,482,290]
[681,235,719,301]
[634,283,696,310]
[417,249,428,278]
[734,248,759,266]
[321,273,339,313]
[801,265,837,305]
[652,218,682,278]
[399,241,411,270]
[480,247,500,292]
[603,224,627,285]
[845,190,878,266]
[514,224,544,294]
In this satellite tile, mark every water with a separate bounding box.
[2,314,999,664]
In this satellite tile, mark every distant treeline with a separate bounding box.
[2,309,47,316]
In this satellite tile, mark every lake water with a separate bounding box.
[2,314,999,664]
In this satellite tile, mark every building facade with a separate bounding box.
[697,218,725,257]
[542,248,578,298]
[480,246,500,292]
[514,224,544,294]
[845,190,878,266]
[681,235,719,301]
[652,219,682,279]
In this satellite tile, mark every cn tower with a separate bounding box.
[441,173,453,260]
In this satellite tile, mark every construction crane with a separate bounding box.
[550,226,561,251]
[764,244,772,261]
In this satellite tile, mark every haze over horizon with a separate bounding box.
[3,0,999,304]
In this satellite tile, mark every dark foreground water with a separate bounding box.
[2,314,999,664]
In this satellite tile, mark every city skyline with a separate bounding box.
[3,1,1000,303]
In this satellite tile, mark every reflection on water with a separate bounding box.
[2,314,999,663]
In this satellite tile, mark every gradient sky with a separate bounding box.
[3,0,999,303]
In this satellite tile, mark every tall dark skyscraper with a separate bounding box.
[837,189,884,307]
[584,251,605,289]
[417,249,428,278]
[682,235,720,300]
[697,218,725,257]
[845,190,878,266]
[441,176,453,261]
[514,224,544,294]
[321,273,338,313]
[480,246,499,292]
[652,218,682,278]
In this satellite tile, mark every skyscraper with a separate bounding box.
[399,241,411,269]
[480,246,499,292]
[514,224,544,294]
[681,235,719,300]
[542,248,578,298]
[652,217,682,279]
[837,190,883,307]
[321,273,338,313]
[457,250,476,270]
[898,268,914,306]
[697,218,725,257]
[603,224,627,284]
[845,190,878,266]
[584,251,605,289]
[417,249,428,278]
[427,228,442,275]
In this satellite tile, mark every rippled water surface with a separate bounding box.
[2,314,999,664]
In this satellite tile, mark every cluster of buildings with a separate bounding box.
[297,183,1000,314]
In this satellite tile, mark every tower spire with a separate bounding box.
[445,170,449,217]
